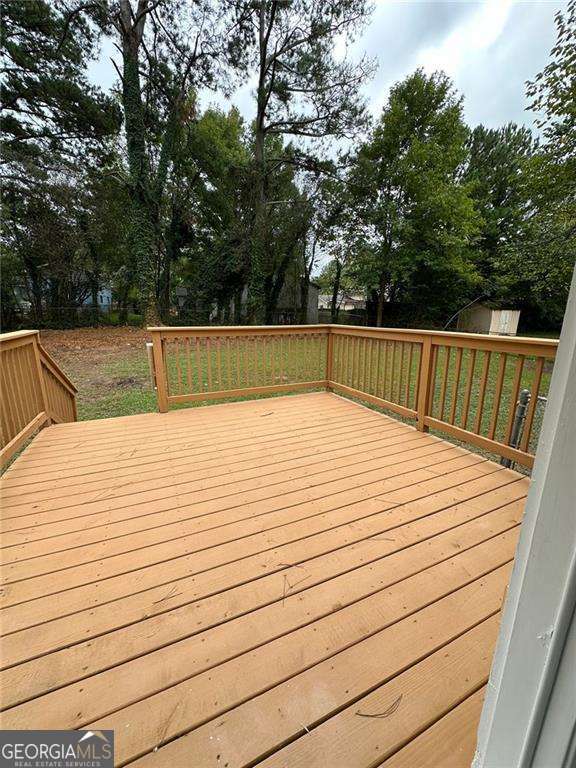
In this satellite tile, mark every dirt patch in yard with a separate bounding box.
[40,327,156,421]
[41,326,149,354]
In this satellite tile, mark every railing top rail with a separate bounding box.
[149,324,558,354]
[0,329,78,394]
[332,324,559,349]
[148,324,330,335]
[0,329,39,344]
[38,343,78,394]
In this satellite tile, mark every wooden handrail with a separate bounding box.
[150,325,330,413]
[0,330,77,466]
[149,324,558,468]
[38,343,78,396]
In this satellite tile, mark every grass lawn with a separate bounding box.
[41,327,157,421]
[40,327,327,421]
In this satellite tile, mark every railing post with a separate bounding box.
[151,330,169,413]
[31,333,51,424]
[416,336,433,432]
[326,327,334,387]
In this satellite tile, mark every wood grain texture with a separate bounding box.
[0,332,76,464]
[0,393,528,767]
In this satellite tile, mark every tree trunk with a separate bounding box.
[118,283,129,325]
[299,276,309,324]
[23,255,44,324]
[376,271,388,327]
[247,2,271,324]
[233,286,244,323]
[120,7,159,325]
[330,259,342,323]
[159,200,182,323]
[89,276,100,326]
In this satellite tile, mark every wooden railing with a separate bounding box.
[149,325,558,468]
[149,325,329,412]
[0,330,77,466]
[330,327,558,469]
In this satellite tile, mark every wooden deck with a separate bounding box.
[0,392,530,767]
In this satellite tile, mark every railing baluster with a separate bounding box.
[11,349,27,429]
[405,343,414,407]
[398,343,406,406]
[381,341,388,400]
[195,337,202,392]
[449,347,463,425]
[251,335,255,386]
[235,336,241,388]
[1,357,18,437]
[206,337,213,391]
[279,335,285,384]
[520,357,545,452]
[174,338,183,395]
[488,353,507,439]
[331,334,338,381]
[185,338,193,393]
[461,348,476,430]
[504,355,525,445]
[474,351,491,434]
[389,342,396,401]
[16,347,34,424]
[216,337,223,389]
[346,335,352,386]
[225,337,231,389]
[439,346,451,420]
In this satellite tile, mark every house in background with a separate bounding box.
[82,285,113,308]
[274,280,320,324]
[318,293,366,312]
[174,278,320,324]
[458,303,521,336]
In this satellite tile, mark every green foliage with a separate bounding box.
[506,1,576,325]
[244,0,374,322]
[527,0,576,164]
[1,2,573,335]
[347,70,481,326]
[1,0,120,190]
[175,107,252,317]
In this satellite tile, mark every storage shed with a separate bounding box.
[457,304,521,336]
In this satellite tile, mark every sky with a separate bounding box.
[90,0,565,133]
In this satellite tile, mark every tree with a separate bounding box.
[305,176,352,322]
[174,106,252,322]
[104,0,251,323]
[464,123,534,288]
[1,0,121,326]
[1,0,120,195]
[527,0,576,166]
[317,255,360,321]
[242,0,374,322]
[504,0,576,326]
[348,70,480,326]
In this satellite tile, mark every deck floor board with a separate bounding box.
[0,392,528,766]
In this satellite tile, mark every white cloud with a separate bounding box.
[418,0,514,76]
[87,1,565,133]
